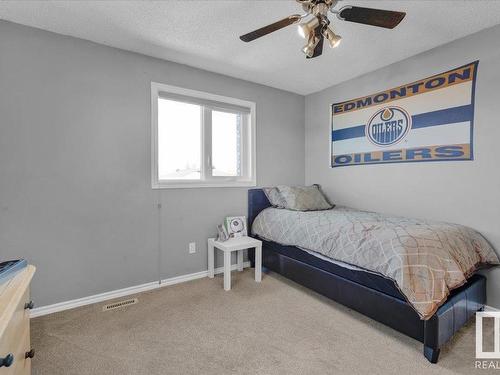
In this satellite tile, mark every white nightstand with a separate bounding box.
[208,236,262,291]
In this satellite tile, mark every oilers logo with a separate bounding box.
[366,106,411,147]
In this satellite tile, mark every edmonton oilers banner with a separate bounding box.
[331,61,478,167]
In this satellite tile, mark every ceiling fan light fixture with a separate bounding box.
[297,17,320,39]
[302,34,320,58]
[323,27,342,48]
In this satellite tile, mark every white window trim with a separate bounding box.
[151,82,256,189]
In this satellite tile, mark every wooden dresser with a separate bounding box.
[0,266,35,374]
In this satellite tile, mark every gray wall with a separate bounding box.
[3,18,498,309]
[305,24,500,308]
[0,20,305,307]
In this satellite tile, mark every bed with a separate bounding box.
[247,188,494,363]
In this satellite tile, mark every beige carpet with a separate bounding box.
[32,269,496,375]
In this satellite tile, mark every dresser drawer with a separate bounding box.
[0,288,31,374]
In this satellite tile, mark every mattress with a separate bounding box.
[260,238,406,300]
[251,206,499,318]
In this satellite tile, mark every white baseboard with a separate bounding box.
[31,261,251,318]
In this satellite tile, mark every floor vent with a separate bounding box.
[102,298,138,311]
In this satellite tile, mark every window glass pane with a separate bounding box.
[212,111,241,177]
[158,98,201,180]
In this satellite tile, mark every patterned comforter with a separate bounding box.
[252,207,499,319]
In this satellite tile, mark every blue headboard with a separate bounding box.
[248,189,271,229]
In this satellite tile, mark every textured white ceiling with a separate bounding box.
[1,1,500,94]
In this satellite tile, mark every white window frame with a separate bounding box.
[151,82,256,189]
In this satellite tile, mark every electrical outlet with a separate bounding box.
[189,242,196,254]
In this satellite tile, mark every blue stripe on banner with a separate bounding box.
[412,104,472,129]
[332,104,473,141]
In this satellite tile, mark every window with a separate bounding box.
[151,83,256,188]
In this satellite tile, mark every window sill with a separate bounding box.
[152,180,257,189]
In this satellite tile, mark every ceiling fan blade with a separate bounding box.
[240,14,302,42]
[338,6,406,29]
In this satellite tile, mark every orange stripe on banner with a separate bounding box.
[332,62,477,116]
[331,144,471,167]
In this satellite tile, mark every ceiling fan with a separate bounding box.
[239,0,406,59]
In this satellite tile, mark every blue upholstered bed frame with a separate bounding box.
[247,189,486,363]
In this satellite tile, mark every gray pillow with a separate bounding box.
[262,187,287,208]
[276,185,333,211]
